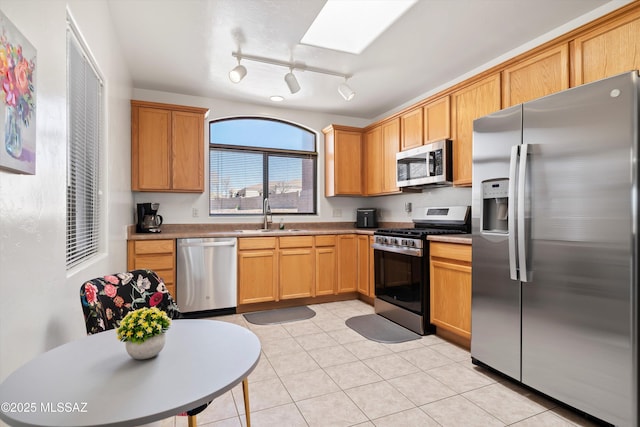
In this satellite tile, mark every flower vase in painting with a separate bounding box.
[5,105,21,158]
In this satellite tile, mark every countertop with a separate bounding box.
[427,234,472,245]
[128,222,403,241]
[128,223,472,245]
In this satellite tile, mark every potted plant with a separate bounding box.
[116,307,171,360]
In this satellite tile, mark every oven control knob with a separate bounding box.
[406,240,415,247]
[392,238,399,245]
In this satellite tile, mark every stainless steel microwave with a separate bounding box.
[396,139,453,188]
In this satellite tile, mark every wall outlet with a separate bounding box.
[332,208,342,218]
[405,202,412,213]
[192,207,199,217]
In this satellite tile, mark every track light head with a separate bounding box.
[284,70,300,94]
[229,64,247,83]
[338,82,355,101]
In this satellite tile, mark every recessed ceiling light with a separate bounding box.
[270,95,284,102]
[301,0,417,54]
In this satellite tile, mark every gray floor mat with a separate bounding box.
[243,306,316,325]
[345,314,421,343]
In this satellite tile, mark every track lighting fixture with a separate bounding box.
[230,51,355,101]
[284,69,300,94]
[228,58,247,83]
[338,80,355,101]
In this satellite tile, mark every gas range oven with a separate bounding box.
[373,206,470,335]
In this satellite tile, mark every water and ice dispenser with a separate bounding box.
[481,179,509,233]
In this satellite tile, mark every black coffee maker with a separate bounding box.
[136,203,163,233]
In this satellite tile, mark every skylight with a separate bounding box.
[300,0,418,54]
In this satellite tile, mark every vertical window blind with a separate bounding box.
[66,25,103,270]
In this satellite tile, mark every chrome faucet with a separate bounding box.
[263,198,272,230]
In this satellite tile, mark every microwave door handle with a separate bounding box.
[508,145,519,281]
[428,151,435,176]
[518,144,530,282]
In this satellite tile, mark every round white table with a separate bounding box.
[0,319,261,427]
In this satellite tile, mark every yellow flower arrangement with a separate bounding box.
[116,307,171,343]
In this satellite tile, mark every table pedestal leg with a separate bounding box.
[242,378,251,427]
[188,414,197,427]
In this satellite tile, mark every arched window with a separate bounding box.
[209,117,317,215]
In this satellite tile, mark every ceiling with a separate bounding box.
[107,0,617,120]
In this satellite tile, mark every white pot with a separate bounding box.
[125,334,166,360]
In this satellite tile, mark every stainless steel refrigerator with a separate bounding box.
[471,71,638,427]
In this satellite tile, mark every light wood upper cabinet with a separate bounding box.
[502,44,569,107]
[451,73,501,186]
[400,107,423,151]
[363,126,383,195]
[572,8,640,86]
[132,106,171,190]
[381,119,400,194]
[363,120,399,196]
[131,100,208,192]
[172,110,205,190]
[424,95,451,143]
[323,125,363,196]
[400,96,450,151]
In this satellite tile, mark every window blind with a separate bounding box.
[209,118,317,216]
[66,26,103,270]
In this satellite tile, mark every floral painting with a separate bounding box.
[0,10,36,175]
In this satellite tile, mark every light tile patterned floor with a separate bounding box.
[157,300,603,427]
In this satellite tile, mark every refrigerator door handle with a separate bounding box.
[518,143,530,282]
[508,145,519,281]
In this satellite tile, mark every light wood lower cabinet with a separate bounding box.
[238,234,359,305]
[315,235,337,296]
[337,234,358,293]
[279,236,315,299]
[429,242,472,341]
[127,239,176,298]
[357,235,375,297]
[238,238,278,304]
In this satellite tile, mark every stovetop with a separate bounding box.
[375,227,466,239]
[374,206,470,241]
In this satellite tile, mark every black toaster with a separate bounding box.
[356,208,378,228]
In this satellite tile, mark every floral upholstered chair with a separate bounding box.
[79,269,209,426]
[80,269,181,335]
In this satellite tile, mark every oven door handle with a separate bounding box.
[372,243,423,257]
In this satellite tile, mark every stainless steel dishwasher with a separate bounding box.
[176,237,237,314]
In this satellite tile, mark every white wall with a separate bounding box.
[0,0,133,382]
[132,89,472,225]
